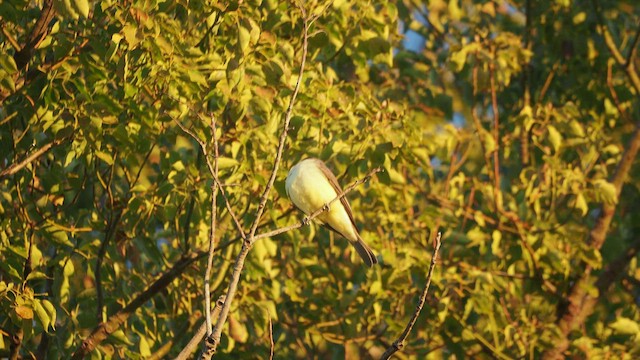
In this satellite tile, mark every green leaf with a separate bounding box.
[0,70,15,92]
[593,179,617,205]
[238,21,251,54]
[610,317,640,335]
[139,335,152,357]
[384,163,405,184]
[491,230,502,256]
[547,125,562,152]
[54,0,79,20]
[0,54,18,73]
[41,299,57,331]
[33,299,51,331]
[450,48,468,72]
[572,12,586,24]
[95,150,114,165]
[574,193,588,216]
[72,0,90,18]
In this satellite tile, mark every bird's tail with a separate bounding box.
[352,234,378,267]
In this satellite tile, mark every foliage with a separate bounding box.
[1,0,639,358]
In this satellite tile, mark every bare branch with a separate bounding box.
[174,295,226,360]
[201,8,310,356]
[204,115,220,336]
[380,232,442,360]
[538,62,558,103]
[268,311,275,360]
[246,9,309,241]
[0,137,67,178]
[173,118,246,240]
[13,0,56,70]
[489,51,502,212]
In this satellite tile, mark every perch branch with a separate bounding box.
[199,6,310,358]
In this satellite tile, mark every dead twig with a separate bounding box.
[380,232,443,360]
[204,115,220,336]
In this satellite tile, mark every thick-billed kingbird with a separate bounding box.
[285,158,378,267]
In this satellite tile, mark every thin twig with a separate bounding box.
[380,232,443,360]
[204,115,220,336]
[591,0,640,93]
[1,20,21,50]
[9,327,23,360]
[201,7,310,357]
[607,59,631,122]
[625,21,640,67]
[268,311,275,360]
[538,62,558,103]
[173,119,246,240]
[470,60,496,197]
[489,52,502,212]
[246,14,308,241]
[0,137,67,178]
[95,210,123,323]
[520,0,532,165]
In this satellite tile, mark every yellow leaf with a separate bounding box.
[575,193,588,216]
[610,317,640,335]
[15,305,34,319]
[593,179,618,205]
[547,125,562,152]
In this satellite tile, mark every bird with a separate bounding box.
[285,158,378,267]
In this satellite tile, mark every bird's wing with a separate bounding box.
[314,159,358,230]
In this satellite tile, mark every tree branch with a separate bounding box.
[200,6,310,357]
[626,22,640,67]
[591,0,640,94]
[545,123,640,358]
[268,311,275,360]
[174,118,246,240]
[13,0,56,70]
[0,137,68,178]
[204,115,220,336]
[71,251,207,359]
[489,50,502,212]
[174,295,226,360]
[380,232,442,360]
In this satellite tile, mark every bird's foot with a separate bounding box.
[322,203,330,212]
[302,216,310,225]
